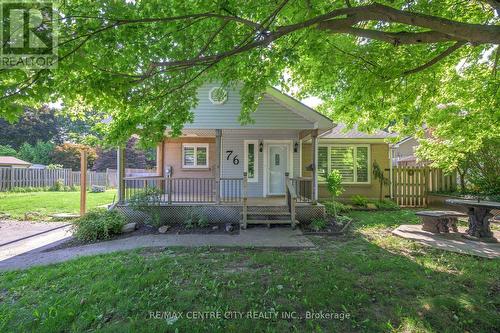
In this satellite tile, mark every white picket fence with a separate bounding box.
[0,167,108,191]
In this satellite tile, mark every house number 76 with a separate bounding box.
[225,150,240,165]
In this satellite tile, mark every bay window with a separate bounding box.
[318,145,370,184]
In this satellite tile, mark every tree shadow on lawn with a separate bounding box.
[0,233,498,332]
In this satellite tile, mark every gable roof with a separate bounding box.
[265,87,333,129]
[184,83,334,131]
[0,156,31,166]
[320,123,396,140]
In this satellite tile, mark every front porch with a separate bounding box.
[117,174,325,227]
[115,128,326,227]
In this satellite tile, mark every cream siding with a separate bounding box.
[302,143,391,201]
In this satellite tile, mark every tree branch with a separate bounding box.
[318,18,460,44]
[403,41,466,75]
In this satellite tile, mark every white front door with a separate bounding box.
[268,144,288,195]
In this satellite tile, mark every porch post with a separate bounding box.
[156,140,165,192]
[215,129,222,204]
[117,147,125,203]
[79,149,87,216]
[311,129,318,204]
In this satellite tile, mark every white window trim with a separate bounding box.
[318,144,371,184]
[208,86,228,105]
[244,140,258,183]
[182,143,209,168]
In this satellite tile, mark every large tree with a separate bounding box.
[0,107,61,149]
[0,0,498,167]
[92,138,148,171]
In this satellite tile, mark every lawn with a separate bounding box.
[0,210,498,332]
[0,190,117,219]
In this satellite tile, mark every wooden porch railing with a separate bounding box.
[290,177,313,203]
[123,176,243,204]
[285,173,297,229]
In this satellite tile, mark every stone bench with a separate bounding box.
[416,211,468,234]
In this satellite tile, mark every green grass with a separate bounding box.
[0,210,499,332]
[0,190,117,219]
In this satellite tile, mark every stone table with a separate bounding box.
[446,199,500,242]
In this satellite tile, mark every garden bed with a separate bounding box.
[159,223,240,235]
[302,216,352,235]
[45,222,239,252]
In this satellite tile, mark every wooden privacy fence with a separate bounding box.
[0,167,108,191]
[392,167,457,207]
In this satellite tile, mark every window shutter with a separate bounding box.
[356,146,369,182]
[318,147,328,182]
[330,147,354,182]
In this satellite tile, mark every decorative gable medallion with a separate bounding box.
[209,87,228,105]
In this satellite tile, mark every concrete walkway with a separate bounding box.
[392,224,500,259]
[0,227,314,271]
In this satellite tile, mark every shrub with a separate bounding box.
[72,209,126,242]
[197,214,209,228]
[324,201,351,216]
[373,199,400,210]
[129,187,162,226]
[326,170,344,217]
[9,185,78,193]
[351,195,369,207]
[336,215,353,225]
[184,208,209,228]
[0,144,17,156]
[372,161,390,201]
[49,179,65,191]
[310,218,327,231]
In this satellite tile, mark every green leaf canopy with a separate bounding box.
[0,0,498,168]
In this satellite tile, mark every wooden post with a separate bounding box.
[285,172,290,203]
[167,178,172,204]
[117,147,125,203]
[311,129,318,204]
[215,129,222,204]
[156,140,165,191]
[80,150,87,216]
[242,172,248,229]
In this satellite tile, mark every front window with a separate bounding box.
[182,144,209,168]
[244,140,258,182]
[318,145,370,184]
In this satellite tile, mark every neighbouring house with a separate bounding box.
[393,136,420,166]
[393,128,434,167]
[116,84,394,226]
[0,156,31,168]
[303,123,396,201]
[29,164,47,169]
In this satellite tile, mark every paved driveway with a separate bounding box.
[0,220,70,246]
[0,220,73,264]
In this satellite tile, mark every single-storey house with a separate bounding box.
[0,156,31,168]
[117,84,393,226]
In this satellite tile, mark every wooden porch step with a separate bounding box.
[243,211,291,216]
[240,219,299,225]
